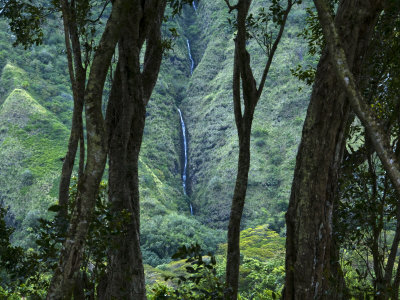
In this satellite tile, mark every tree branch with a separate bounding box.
[313,0,400,197]
[142,0,167,104]
[256,0,293,100]
[224,0,238,12]
[85,0,111,24]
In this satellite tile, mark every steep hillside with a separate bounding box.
[0,86,69,247]
[178,1,311,231]
[138,6,228,265]
[0,20,72,125]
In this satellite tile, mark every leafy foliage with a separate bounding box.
[141,213,225,267]
[0,179,133,298]
[150,244,229,299]
[147,225,285,299]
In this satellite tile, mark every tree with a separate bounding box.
[313,0,400,195]
[57,0,91,217]
[284,0,385,298]
[337,5,400,297]
[223,0,294,298]
[0,0,125,297]
[2,0,190,297]
[46,1,134,297]
[101,0,167,298]
[1,0,108,218]
[312,0,400,298]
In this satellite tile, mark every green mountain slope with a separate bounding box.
[0,0,313,265]
[0,86,69,247]
[177,1,311,231]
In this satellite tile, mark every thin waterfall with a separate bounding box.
[178,10,196,215]
[186,39,195,75]
[178,108,193,215]
[177,108,188,194]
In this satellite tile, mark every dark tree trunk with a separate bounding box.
[58,97,83,214]
[102,1,166,298]
[284,1,384,298]
[226,119,252,299]
[103,29,147,299]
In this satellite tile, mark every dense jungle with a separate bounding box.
[0,0,400,299]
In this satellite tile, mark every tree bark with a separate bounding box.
[58,0,85,217]
[103,22,147,300]
[284,1,384,298]
[102,1,166,298]
[47,1,131,298]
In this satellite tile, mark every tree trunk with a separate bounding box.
[284,1,384,298]
[47,1,130,298]
[58,97,83,214]
[314,0,400,201]
[102,32,147,300]
[224,0,292,298]
[58,0,85,216]
[226,118,252,299]
[103,76,147,298]
[102,1,166,298]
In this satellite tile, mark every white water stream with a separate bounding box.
[178,108,193,215]
[177,4,197,215]
[186,39,195,75]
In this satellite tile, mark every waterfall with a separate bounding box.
[186,39,195,75]
[177,108,188,194]
[178,108,193,215]
[179,10,196,215]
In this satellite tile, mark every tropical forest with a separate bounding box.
[0,0,399,299]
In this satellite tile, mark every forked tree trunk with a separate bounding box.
[102,31,147,300]
[47,1,131,298]
[224,0,292,298]
[284,1,384,298]
[102,1,166,298]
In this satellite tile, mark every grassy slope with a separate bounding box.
[0,85,69,247]
[0,17,74,248]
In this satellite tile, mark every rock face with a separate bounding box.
[0,1,311,260]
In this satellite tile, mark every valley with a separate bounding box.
[0,0,311,264]
[0,0,316,297]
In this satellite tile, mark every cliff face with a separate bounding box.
[0,1,312,264]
